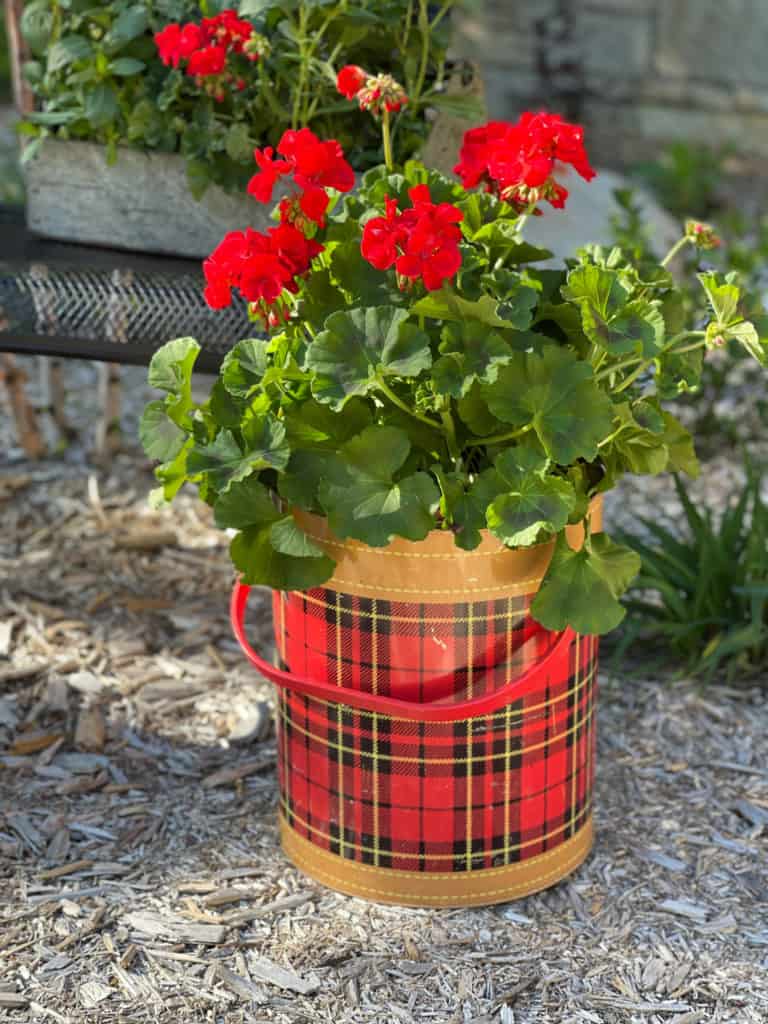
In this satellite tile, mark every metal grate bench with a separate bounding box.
[0,205,251,456]
[0,205,248,373]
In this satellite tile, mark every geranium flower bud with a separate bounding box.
[685,220,721,250]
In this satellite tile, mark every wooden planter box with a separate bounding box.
[24,139,268,259]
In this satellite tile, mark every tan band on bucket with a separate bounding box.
[292,498,602,602]
[280,815,593,908]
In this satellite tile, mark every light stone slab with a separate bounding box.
[524,165,680,265]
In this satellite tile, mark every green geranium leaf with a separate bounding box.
[434,467,497,551]
[278,450,345,511]
[562,264,631,315]
[487,448,576,547]
[110,57,145,77]
[85,83,119,127]
[481,271,540,329]
[482,345,613,463]
[148,337,200,397]
[531,532,641,635]
[221,338,270,397]
[188,416,288,493]
[656,345,703,399]
[562,264,658,353]
[329,240,393,306]
[698,272,740,326]
[152,441,192,504]
[715,318,768,366]
[472,221,551,264]
[432,322,512,397]
[48,35,92,73]
[661,412,699,478]
[231,524,335,591]
[270,516,327,558]
[213,476,279,530]
[603,299,665,357]
[225,122,253,162]
[411,290,514,328]
[140,401,187,463]
[318,426,440,546]
[208,379,245,429]
[147,337,200,428]
[457,383,504,436]
[632,399,665,434]
[307,307,430,408]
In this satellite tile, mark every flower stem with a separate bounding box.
[594,355,643,382]
[440,407,461,462]
[660,235,691,268]
[473,423,534,447]
[376,375,442,430]
[382,108,394,171]
[514,199,539,236]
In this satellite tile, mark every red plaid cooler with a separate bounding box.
[231,507,600,908]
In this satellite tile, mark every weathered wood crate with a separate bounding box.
[24,139,267,259]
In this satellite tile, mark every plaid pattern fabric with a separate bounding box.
[273,588,554,703]
[273,588,598,873]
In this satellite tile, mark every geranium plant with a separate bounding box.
[18,0,468,195]
[140,80,768,636]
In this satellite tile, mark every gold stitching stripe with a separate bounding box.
[292,501,602,602]
[280,816,594,907]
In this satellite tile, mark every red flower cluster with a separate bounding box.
[361,185,463,291]
[204,129,354,323]
[203,223,323,325]
[454,112,596,211]
[248,128,355,230]
[155,10,262,99]
[335,65,408,115]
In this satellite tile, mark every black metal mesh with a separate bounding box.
[0,262,252,370]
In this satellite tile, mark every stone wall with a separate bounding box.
[457,1,768,166]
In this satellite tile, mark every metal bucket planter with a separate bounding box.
[231,505,601,908]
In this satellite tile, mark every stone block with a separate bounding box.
[656,0,768,89]
[635,104,768,157]
[577,11,652,77]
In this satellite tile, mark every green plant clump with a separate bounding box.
[618,468,768,681]
[17,0,465,195]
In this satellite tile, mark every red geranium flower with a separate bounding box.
[277,128,355,195]
[203,223,323,324]
[336,65,367,100]
[336,66,408,117]
[248,129,354,229]
[361,186,463,291]
[187,44,227,78]
[155,23,205,68]
[361,196,407,270]
[395,185,463,291]
[454,111,595,211]
[247,147,292,203]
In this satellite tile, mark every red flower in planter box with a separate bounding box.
[154,8,263,97]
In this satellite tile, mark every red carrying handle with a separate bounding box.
[230,581,575,723]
